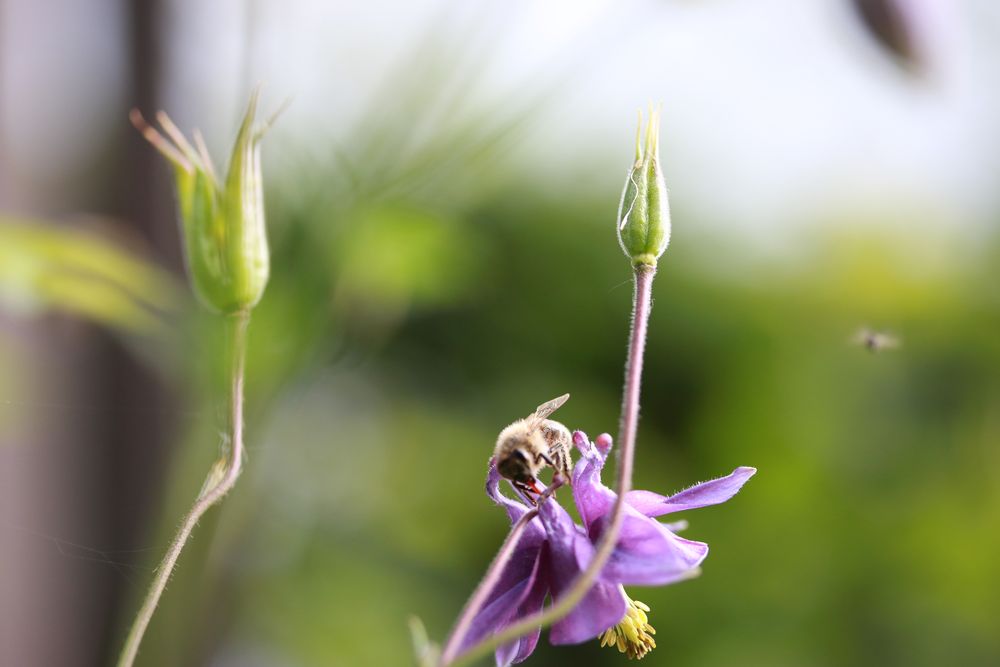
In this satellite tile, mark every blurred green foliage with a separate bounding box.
[7,73,1000,667]
[127,151,1000,666]
[0,218,181,334]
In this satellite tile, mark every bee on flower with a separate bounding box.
[458,430,754,664]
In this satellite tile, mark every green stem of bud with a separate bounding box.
[116,310,250,667]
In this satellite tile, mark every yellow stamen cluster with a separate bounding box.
[599,591,657,660]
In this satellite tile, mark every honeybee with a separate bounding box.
[494,393,573,500]
[852,327,901,352]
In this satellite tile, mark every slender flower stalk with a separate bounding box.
[443,109,668,666]
[117,311,249,667]
[117,90,274,667]
[436,110,755,666]
[445,265,655,667]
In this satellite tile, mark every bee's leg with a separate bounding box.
[551,447,572,486]
[538,452,555,467]
[537,452,566,491]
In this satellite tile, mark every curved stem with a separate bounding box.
[446,264,655,666]
[117,310,250,667]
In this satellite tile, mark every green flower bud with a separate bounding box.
[617,108,671,268]
[131,88,273,314]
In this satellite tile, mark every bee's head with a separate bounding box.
[497,447,534,484]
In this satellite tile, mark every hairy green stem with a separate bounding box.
[446,264,656,666]
[116,310,250,667]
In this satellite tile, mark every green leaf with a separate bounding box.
[0,218,183,334]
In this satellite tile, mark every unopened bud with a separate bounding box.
[131,88,273,314]
[617,108,670,268]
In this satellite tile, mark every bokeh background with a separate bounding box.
[2,0,1000,665]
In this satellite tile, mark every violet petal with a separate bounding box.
[590,505,708,585]
[594,433,613,458]
[496,552,549,665]
[570,443,710,584]
[624,467,757,518]
[460,539,542,654]
[570,447,614,531]
[538,497,627,645]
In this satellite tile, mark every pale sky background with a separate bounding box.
[3,0,1000,260]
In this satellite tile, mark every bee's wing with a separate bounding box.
[526,393,570,430]
[850,327,902,350]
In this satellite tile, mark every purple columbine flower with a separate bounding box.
[461,431,755,664]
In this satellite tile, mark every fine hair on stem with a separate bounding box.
[116,311,250,667]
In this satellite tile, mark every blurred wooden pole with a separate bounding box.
[0,0,175,665]
[97,0,179,663]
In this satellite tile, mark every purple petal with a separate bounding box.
[537,499,627,645]
[590,506,708,585]
[460,539,542,653]
[571,451,615,531]
[571,430,592,457]
[594,433,613,458]
[461,463,547,657]
[571,452,708,584]
[570,432,603,482]
[549,577,626,645]
[495,639,518,667]
[624,467,757,518]
[570,430,611,463]
[495,556,548,665]
[466,576,531,655]
[487,460,530,522]
[536,496,585,561]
